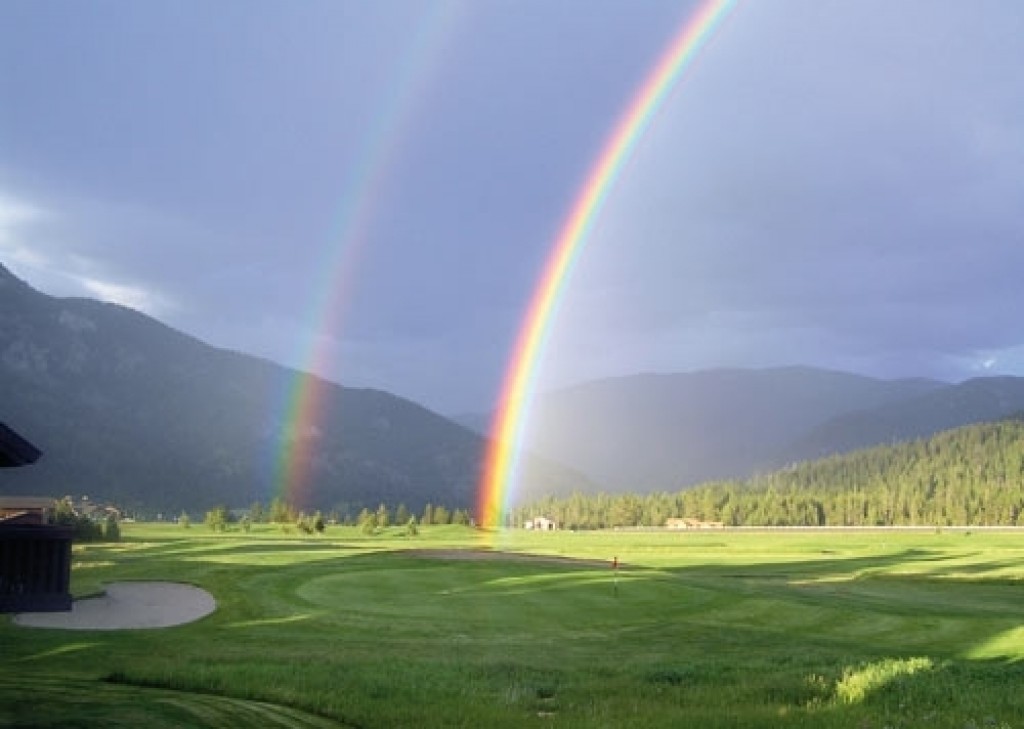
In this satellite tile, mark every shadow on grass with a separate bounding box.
[0,672,351,729]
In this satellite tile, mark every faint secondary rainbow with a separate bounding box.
[477,0,737,527]
[272,5,465,510]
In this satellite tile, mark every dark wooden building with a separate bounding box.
[0,521,73,612]
[0,424,73,613]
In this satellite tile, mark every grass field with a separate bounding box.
[4,524,1024,728]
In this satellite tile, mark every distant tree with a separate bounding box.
[395,503,410,525]
[432,505,450,525]
[54,497,76,523]
[405,516,419,537]
[103,514,121,541]
[249,501,265,524]
[240,515,252,533]
[609,495,641,527]
[422,503,433,526]
[313,511,326,534]
[204,505,228,532]
[451,508,470,526]
[269,497,296,524]
[358,508,377,534]
[179,511,191,529]
[376,503,390,529]
[52,498,102,541]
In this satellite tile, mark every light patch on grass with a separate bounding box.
[835,657,935,704]
[473,571,622,595]
[789,574,855,585]
[964,625,1024,661]
[184,550,345,566]
[16,642,99,662]
[226,613,319,629]
[72,560,115,570]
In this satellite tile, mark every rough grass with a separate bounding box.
[3,525,1024,727]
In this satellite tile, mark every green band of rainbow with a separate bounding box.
[477,0,737,526]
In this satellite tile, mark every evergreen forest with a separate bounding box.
[516,416,1024,529]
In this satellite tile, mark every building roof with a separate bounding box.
[0,423,42,468]
[0,496,57,525]
[0,497,57,510]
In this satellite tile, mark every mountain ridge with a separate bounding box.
[0,262,591,516]
[7,261,1024,513]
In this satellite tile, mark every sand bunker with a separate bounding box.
[13,581,216,630]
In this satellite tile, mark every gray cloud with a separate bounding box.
[2,1,1023,412]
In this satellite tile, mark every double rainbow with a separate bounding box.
[272,6,465,509]
[477,0,737,526]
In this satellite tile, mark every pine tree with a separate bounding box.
[358,508,377,534]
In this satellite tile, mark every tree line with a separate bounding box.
[515,417,1024,528]
[185,498,473,533]
[53,497,121,542]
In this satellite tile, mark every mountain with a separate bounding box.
[8,260,1020,513]
[462,367,945,490]
[782,376,1024,464]
[0,263,589,516]
[465,368,1024,493]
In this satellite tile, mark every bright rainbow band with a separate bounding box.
[477,0,737,527]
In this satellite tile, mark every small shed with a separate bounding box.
[524,516,558,531]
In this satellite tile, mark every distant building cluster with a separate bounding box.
[0,495,124,527]
[665,517,725,530]
[524,516,558,531]
[59,495,123,523]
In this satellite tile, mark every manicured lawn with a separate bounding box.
[3,524,1024,727]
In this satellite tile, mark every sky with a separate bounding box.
[1,1,1023,415]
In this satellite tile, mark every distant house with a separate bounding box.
[524,516,558,531]
[62,496,121,522]
[665,517,725,530]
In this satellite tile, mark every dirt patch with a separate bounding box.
[13,581,216,630]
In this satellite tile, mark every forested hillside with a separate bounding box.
[0,263,591,516]
[517,417,1024,528]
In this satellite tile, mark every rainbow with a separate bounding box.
[272,6,465,510]
[477,0,737,526]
